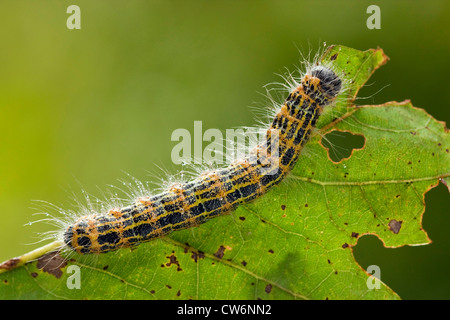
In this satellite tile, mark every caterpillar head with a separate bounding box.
[310,65,342,100]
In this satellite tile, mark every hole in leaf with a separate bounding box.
[320,130,365,163]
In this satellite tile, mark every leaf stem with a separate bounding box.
[0,240,64,275]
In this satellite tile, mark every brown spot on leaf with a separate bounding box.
[31,272,38,278]
[389,220,403,234]
[150,290,155,294]
[191,250,205,263]
[265,284,272,293]
[351,232,359,238]
[214,245,226,259]
[37,251,67,278]
[342,243,349,249]
[0,258,20,271]
[166,253,182,271]
[330,53,338,61]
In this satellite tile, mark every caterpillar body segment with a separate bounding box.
[64,65,342,254]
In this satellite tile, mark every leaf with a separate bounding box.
[1,45,449,300]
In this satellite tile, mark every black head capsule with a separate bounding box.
[63,226,74,248]
[310,65,342,99]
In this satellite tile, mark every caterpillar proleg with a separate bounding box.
[63,64,342,254]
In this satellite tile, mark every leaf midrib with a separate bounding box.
[292,173,450,186]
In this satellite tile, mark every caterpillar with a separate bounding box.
[63,64,342,254]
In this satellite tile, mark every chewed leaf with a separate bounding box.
[0,45,448,300]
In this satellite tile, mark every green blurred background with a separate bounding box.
[0,0,448,299]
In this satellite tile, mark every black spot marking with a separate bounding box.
[166,285,172,289]
[31,272,38,278]
[342,243,349,249]
[77,236,91,248]
[265,284,272,293]
[239,216,245,221]
[351,232,359,238]
[268,249,274,254]
[389,220,403,234]
[327,259,331,264]
[281,205,286,210]
[150,290,155,294]
[241,260,247,267]
[177,290,181,297]
[103,265,109,270]
[330,53,338,61]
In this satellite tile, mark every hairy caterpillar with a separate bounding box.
[62,64,342,254]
